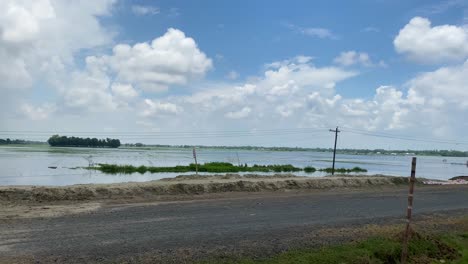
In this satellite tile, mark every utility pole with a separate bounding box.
[329,127,340,175]
[401,157,417,264]
[192,147,198,175]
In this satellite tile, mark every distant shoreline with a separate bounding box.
[1,142,467,157]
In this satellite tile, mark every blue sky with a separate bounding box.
[111,0,465,97]
[1,0,467,149]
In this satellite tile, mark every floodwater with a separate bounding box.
[0,145,466,186]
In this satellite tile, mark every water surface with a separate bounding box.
[0,145,466,186]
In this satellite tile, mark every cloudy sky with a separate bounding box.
[1,0,467,149]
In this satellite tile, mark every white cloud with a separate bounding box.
[225,107,251,119]
[142,99,181,117]
[406,60,468,109]
[62,66,117,112]
[20,103,56,121]
[0,54,32,90]
[276,102,303,117]
[1,1,466,148]
[100,28,213,92]
[131,5,160,15]
[394,17,468,63]
[286,23,337,39]
[0,0,55,43]
[0,0,118,123]
[333,51,373,67]
[0,0,115,93]
[111,83,138,99]
[151,57,356,126]
[226,70,239,80]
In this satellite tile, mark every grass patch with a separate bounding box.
[304,166,316,173]
[319,166,368,173]
[89,162,309,174]
[88,163,368,175]
[201,232,467,264]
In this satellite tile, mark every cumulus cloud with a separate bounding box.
[61,66,117,112]
[20,103,56,121]
[2,1,466,147]
[0,0,55,43]
[144,57,357,126]
[406,60,468,109]
[394,17,468,63]
[99,28,212,92]
[0,0,116,116]
[111,83,138,99]
[142,99,181,117]
[132,56,468,143]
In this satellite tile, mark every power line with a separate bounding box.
[341,126,468,144]
[342,129,468,146]
[1,126,467,146]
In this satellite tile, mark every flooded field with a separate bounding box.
[0,145,466,186]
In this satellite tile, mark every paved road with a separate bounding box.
[1,185,468,263]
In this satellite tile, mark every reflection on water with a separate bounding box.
[0,145,466,186]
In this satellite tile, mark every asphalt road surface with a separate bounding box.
[1,185,468,263]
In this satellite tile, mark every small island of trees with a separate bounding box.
[47,135,121,148]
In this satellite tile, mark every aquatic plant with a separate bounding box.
[319,167,368,173]
[89,162,313,174]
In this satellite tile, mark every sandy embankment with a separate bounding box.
[0,174,412,204]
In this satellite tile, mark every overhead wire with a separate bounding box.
[341,129,468,146]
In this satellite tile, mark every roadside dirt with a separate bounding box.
[0,174,412,205]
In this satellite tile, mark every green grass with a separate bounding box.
[441,233,468,264]
[90,162,308,174]
[88,162,369,175]
[200,233,468,264]
[304,166,316,173]
[319,166,368,173]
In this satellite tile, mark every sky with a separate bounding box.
[1,0,468,150]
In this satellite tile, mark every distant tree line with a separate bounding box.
[0,138,26,145]
[47,135,120,148]
[0,138,45,145]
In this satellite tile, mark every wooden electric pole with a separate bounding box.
[192,147,198,175]
[329,127,340,175]
[401,157,417,264]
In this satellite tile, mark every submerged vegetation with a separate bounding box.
[319,167,368,173]
[91,162,303,174]
[48,135,121,148]
[88,162,366,175]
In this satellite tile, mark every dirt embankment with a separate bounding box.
[0,174,413,204]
